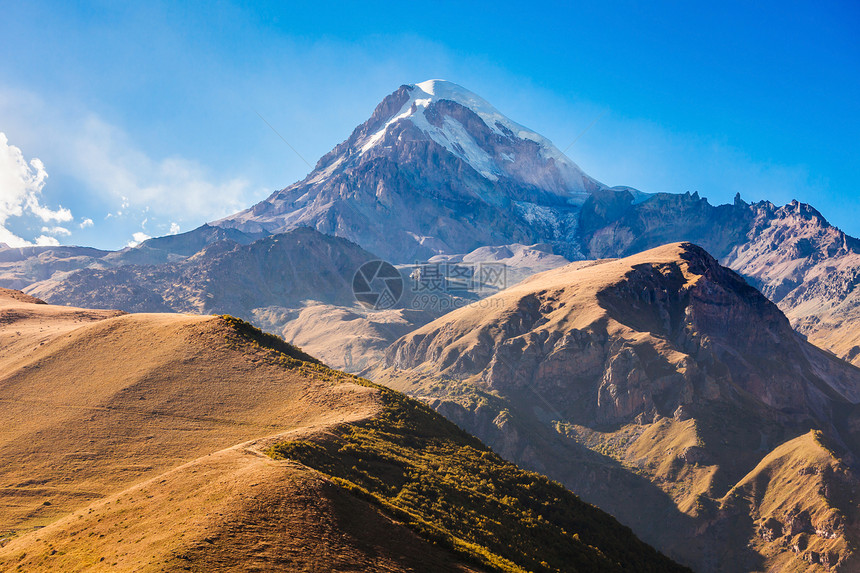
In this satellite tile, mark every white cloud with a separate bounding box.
[126,231,151,248]
[79,218,94,228]
[67,116,254,225]
[0,133,74,247]
[34,235,60,246]
[169,222,180,235]
[41,225,72,236]
[0,89,265,249]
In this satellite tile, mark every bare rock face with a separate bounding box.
[721,200,860,368]
[759,517,784,541]
[384,243,855,426]
[376,243,860,572]
[786,507,815,536]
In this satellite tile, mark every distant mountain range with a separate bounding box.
[24,227,372,316]
[5,80,860,365]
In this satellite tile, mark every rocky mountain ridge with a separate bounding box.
[577,189,860,365]
[374,243,860,572]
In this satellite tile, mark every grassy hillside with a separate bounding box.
[0,292,685,572]
[269,381,689,573]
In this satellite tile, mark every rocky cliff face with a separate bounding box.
[375,243,860,572]
[722,201,860,368]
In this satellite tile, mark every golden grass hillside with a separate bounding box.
[0,289,686,572]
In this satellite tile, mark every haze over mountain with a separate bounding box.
[0,289,686,572]
[374,243,860,572]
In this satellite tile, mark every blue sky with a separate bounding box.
[0,1,858,249]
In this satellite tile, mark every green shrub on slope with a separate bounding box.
[269,385,689,573]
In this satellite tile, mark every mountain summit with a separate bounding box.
[216,80,606,261]
[354,80,600,195]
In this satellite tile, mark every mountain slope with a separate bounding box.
[721,201,860,367]
[0,245,112,290]
[215,80,606,262]
[0,289,686,572]
[373,243,860,572]
[24,230,568,374]
[24,227,374,316]
[578,189,860,366]
[0,225,264,291]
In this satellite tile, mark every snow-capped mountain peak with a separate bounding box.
[216,81,607,261]
[356,80,602,198]
[412,79,548,144]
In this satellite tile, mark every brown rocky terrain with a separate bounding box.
[578,190,860,367]
[0,289,685,572]
[722,201,860,368]
[280,243,571,373]
[374,243,860,572]
[281,304,435,373]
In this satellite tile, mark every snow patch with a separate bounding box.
[358,80,598,195]
[307,156,345,184]
[514,201,582,244]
